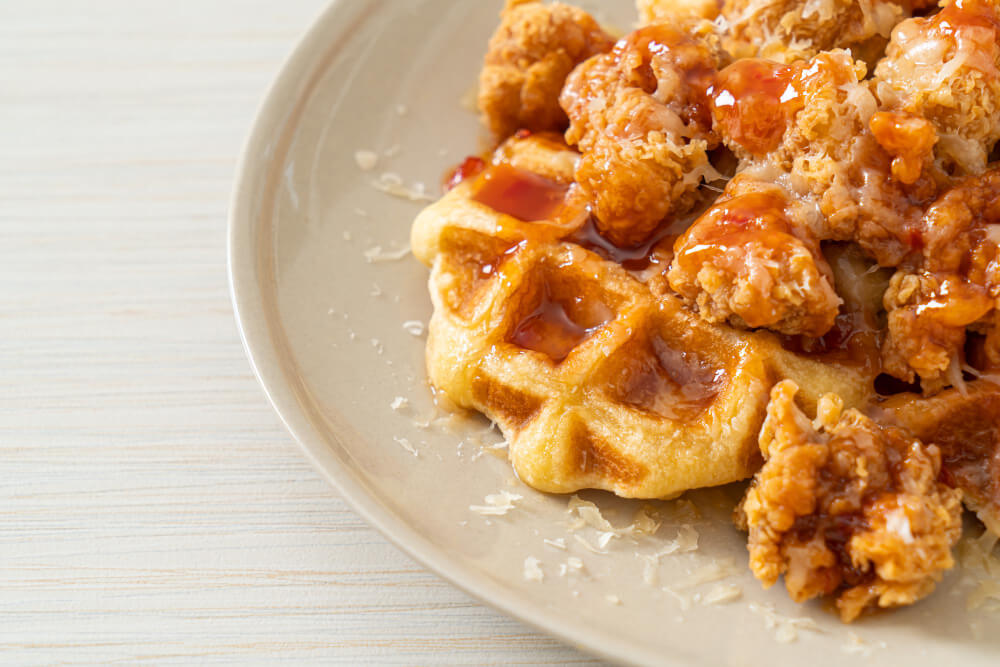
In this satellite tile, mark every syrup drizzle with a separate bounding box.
[509,285,608,363]
[709,58,802,156]
[569,215,677,272]
[610,336,724,421]
[443,156,486,192]
[472,163,570,222]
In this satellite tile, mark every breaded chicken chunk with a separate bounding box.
[882,168,1000,390]
[559,24,722,246]
[639,0,911,64]
[479,0,614,139]
[721,0,908,64]
[711,50,932,266]
[637,0,722,22]
[873,0,1000,176]
[668,176,842,336]
[737,381,963,622]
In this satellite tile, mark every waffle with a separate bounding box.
[412,134,878,498]
[881,379,1000,537]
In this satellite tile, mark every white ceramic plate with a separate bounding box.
[228,1,1000,664]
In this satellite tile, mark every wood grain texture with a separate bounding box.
[0,2,600,663]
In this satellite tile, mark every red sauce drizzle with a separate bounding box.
[926,0,1000,75]
[674,191,797,259]
[569,215,677,272]
[443,156,486,192]
[779,308,881,371]
[472,163,569,222]
[509,286,607,363]
[933,0,1000,36]
[709,59,802,156]
[609,336,724,420]
[478,240,526,279]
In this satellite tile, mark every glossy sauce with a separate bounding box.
[673,191,811,331]
[609,336,723,420]
[709,59,802,156]
[569,215,677,272]
[891,388,1000,517]
[779,308,882,370]
[912,275,993,326]
[689,191,791,234]
[674,191,798,264]
[443,156,486,192]
[928,0,1000,74]
[477,240,526,279]
[939,423,1000,507]
[508,286,608,363]
[868,111,938,185]
[472,163,569,222]
[934,0,1000,35]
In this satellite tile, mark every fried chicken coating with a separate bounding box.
[637,0,722,22]
[668,177,841,336]
[882,168,1000,389]
[559,24,721,246]
[873,0,1000,176]
[722,0,908,65]
[737,381,964,622]
[639,0,910,64]
[478,0,614,140]
[711,50,932,266]
[869,111,939,185]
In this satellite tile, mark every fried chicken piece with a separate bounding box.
[873,0,1000,176]
[559,24,721,246]
[711,50,931,266]
[882,168,1000,389]
[883,272,993,390]
[478,0,614,140]
[737,381,964,622]
[869,111,939,185]
[640,0,910,64]
[721,0,908,65]
[667,177,841,336]
[637,0,722,22]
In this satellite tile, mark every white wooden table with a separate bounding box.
[0,2,599,663]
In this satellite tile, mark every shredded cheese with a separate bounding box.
[364,244,412,263]
[523,557,544,582]
[354,149,378,172]
[393,436,418,457]
[703,584,742,605]
[402,320,426,337]
[749,603,823,644]
[469,490,523,516]
[371,172,434,202]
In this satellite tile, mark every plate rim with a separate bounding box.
[226,2,723,665]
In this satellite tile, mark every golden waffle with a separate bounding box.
[412,134,878,499]
[881,379,1000,537]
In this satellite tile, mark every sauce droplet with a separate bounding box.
[710,59,801,156]
[443,156,486,192]
[472,163,570,222]
[509,285,608,363]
